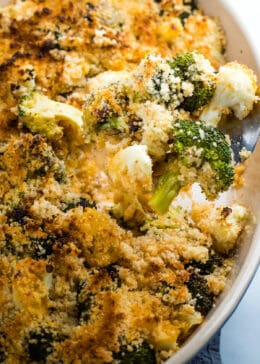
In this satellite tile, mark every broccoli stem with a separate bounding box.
[149,169,182,214]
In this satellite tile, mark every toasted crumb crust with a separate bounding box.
[0,1,243,364]
[0,0,225,128]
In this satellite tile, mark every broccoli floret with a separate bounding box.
[83,84,129,139]
[178,11,191,25]
[181,81,214,112]
[134,52,214,111]
[30,237,55,260]
[108,144,153,223]
[1,234,17,256]
[186,253,223,275]
[187,273,214,316]
[168,52,195,79]
[168,52,215,112]
[149,120,234,214]
[114,341,156,364]
[7,134,67,182]
[149,169,182,215]
[77,279,97,323]
[7,206,29,226]
[27,327,55,362]
[132,55,183,107]
[18,92,83,140]
[2,233,55,260]
[77,291,94,323]
[104,264,122,287]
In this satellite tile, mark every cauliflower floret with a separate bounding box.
[86,70,131,93]
[152,306,202,351]
[192,203,249,253]
[109,144,152,196]
[108,144,153,221]
[83,83,129,141]
[151,321,180,351]
[200,62,258,127]
[132,101,173,161]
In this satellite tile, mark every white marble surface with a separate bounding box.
[221,268,260,363]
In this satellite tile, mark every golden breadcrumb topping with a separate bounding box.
[0,0,225,128]
[0,1,253,364]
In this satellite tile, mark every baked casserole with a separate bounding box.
[0,1,258,363]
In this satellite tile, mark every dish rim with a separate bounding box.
[0,1,259,363]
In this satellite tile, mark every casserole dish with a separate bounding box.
[0,1,259,363]
[167,0,260,362]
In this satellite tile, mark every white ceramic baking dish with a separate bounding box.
[0,1,259,363]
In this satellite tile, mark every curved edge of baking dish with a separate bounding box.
[0,1,258,363]
[166,1,260,363]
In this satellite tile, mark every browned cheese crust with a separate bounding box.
[0,1,234,364]
[0,0,225,128]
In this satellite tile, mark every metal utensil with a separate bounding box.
[219,102,260,163]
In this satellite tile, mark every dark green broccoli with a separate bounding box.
[77,292,94,323]
[168,53,215,112]
[104,264,122,287]
[187,253,223,275]
[168,52,195,79]
[2,233,55,260]
[30,237,55,260]
[27,327,55,362]
[1,234,17,256]
[182,81,214,112]
[178,11,191,25]
[7,207,29,226]
[184,0,198,11]
[149,120,234,214]
[83,84,130,139]
[1,134,67,183]
[25,134,66,182]
[114,341,156,364]
[186,273,214,316]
